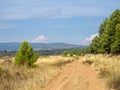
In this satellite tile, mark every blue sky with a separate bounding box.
[0,0,120,45]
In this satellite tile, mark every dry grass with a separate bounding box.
[1,54,119,90]
[82,54,120,90]
[0,55,77,90]
[36,56,76,66]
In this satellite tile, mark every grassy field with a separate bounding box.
[82,54,120,90]
[0,56,77,90]
[0,55,120,90]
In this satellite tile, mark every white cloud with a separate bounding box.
[34,35,48,42]
[0,24,13,29]
[86,33,98,41]
[0,0,119,20]
[0,0,116,20]
[0,7,62,20]
[32,9,61,19]
[80,33,98,45]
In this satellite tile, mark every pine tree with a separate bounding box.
[89,9,120,54]
[14,41,39,67]
[90,36,100,54]
[111,24,120,54]
[99,18,108,37]
[101,9,120,53]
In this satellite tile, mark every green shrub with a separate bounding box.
[14,41,39,67]
[62,51,68,57]
[0,67,2,75]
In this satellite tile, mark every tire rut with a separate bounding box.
[43,57,107,90]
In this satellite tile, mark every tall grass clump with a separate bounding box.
[0,66,2,75]
[99,58,120,90]
[0,55,76,90]
[84,54,120,90]
[14,56,76,90]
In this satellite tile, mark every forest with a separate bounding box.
[89,9,120,54]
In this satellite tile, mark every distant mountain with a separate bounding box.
[0,42,86,51]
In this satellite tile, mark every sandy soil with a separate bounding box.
[43,57,107,90]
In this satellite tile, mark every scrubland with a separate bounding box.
[0,55,120,90]
[0,56,77,90]
[82,54,120,90]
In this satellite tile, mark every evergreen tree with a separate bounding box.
[111,24,120,54]
[90,36,100,54]
[15,41,39,67]
[89,9,120,54]
[99,18,108,37]
[101,9,120,53]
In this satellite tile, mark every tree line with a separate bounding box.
[89,9,120,54]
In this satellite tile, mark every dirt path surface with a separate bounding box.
[43,57,107,90]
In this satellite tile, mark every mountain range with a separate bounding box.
[0,42,85,51]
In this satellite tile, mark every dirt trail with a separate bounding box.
[43,57,107,90]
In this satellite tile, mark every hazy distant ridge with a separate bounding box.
[0,42,85,51]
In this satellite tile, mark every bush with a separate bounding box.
[14,41,39,67]
[0,67,2,75]
[62,51,68,57]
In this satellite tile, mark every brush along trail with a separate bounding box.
[43,56,107,90]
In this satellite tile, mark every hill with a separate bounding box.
[0,42,85,51]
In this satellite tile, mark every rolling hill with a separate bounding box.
[0,42,85,51]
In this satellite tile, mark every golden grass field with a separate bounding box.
[0,55,120,90]
[82,54,120,90]
[0,56,77,90]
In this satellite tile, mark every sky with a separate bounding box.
[0,0,120,45]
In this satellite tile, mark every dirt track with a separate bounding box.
[43,57,107,90]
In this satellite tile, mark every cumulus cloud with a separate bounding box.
[86,33,98,41]
[80,33,98,45]
[34,35,48,42]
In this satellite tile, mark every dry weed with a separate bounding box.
[0,56,76,90]
[83,54,120,90]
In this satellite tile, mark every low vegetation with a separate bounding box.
[82,54,120,90]
[0,55,76,90]
[1,52,120,90]
[80,9,120,90]
[62,49,82,57]
[0,9,120,90]
[15,41,39,67]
